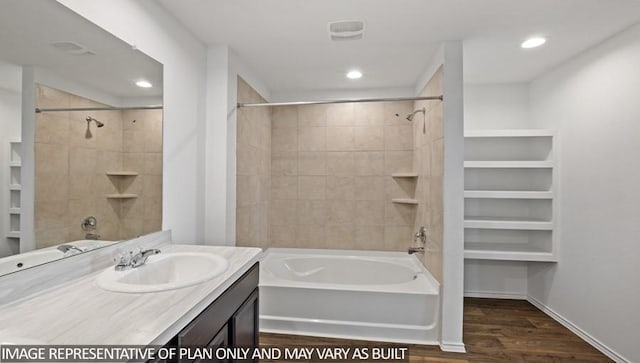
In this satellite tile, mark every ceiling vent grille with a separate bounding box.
[50,41,96,56]
[328,20,365,41]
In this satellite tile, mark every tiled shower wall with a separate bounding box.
[34,85,162,248]
[236,78,271,249]
[269,101,418,251]
[413,66,444,282]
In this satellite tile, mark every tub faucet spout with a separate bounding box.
[408,246,425,255]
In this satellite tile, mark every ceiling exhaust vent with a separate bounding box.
[50,41,96,56]
[328,20,365,41]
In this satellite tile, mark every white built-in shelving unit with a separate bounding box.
[6,142,22,245]
[463,129,557,262]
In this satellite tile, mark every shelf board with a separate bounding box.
[106,194,138,199]
[106,171,139,176]
[6,231,20,238]
[464,242,556,262]
[464,217,552,230]
[391,173,418,178]
[464,190,553,199]
[8,208,20,214]
[464,161,553,169]
[9,184,21,191]
[464,129,555,138]
[391,198,418,205]
[9,162,21,167]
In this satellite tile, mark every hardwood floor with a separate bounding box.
[260,298,612,362]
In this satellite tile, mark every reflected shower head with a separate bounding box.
[86,116,104,128]
[406,108,426,122]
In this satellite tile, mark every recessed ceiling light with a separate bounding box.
[135,80,153,88]
[521,37,547,49]
[346,70,362,79]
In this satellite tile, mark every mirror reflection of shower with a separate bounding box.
[85,116,104,138]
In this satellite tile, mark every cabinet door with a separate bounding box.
[230,289,258,363]
[196,324,229,363]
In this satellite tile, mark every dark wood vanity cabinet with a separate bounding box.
[153,263,259,363]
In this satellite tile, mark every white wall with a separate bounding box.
[0,64,21,257]
[462,83,531,298]
[464,83,530,129]
[528,22,640,363]
[57,0,208,244]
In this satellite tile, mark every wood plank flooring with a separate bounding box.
[260,298,612,362]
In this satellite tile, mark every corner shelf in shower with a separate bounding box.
[391,172,418,178]
[106,171,139,176]
[391,198,418,205]
[106,194,138,199]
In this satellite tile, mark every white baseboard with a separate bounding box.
[440,341,466,353]
[527,296,629,363]
[464,290,527,300]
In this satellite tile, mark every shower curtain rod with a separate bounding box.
[35,106,163,113]
[237,95,443,108]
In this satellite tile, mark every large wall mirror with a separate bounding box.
[0,1,163,276]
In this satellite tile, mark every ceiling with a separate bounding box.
[0,0,163,100]
[158,0,640,91]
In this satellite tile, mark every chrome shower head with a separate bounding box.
[406,108,426,122]
[86,116,104,128]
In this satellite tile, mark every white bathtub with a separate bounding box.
[259,248,440,345]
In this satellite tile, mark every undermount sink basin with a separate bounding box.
[96,252,229,293]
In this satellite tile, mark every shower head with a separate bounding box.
[406,108,426,122]
[86,116,104,128]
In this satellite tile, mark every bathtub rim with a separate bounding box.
[259,248,440,295]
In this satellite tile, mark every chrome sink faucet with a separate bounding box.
[114,248,161,271]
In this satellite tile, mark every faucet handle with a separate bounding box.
[114,252,132,266]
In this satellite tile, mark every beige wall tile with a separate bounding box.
[384,101,414,126]
[326,152,355,176]
[326,127,354,151]
[297,200,326,226]
[326,103,354,126]
[35,113,69,145]
[354,126,384,151]
[298,176,325,200]
[36,85,70,109]
[271,199,297,226]
[298,104,326,127]
[271,224,297,247]
[326,176,355,201]
[298,127,326,151]
[354,152,385,176]
[354,225,385,250]
[384,150,413,174]
[354,200,384,226]
[272,127,297,152]
[353,176,385,201]
[298,152,326,175]
[296,225,325,247]
[326,200,355,225]
[385,202,416,226]
[144,153,163,175]
[384,226,412,251]
[36,143,68,174]
[325,224,354,249]
[271,176,298,200]
[384,125,413,150]
[271,150,297,176]
[36,173,69,203]
[355,103,384,127]
[272,106,298,129]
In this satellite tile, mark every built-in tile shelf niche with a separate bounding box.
[105,171,139,199]
[6,141,21,243]
[463,129,557,262]
[391,173,419,206]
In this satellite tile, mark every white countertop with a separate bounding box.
[0,245,262,345]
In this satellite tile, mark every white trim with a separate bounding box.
[464,291,527,300]
[439,341,466,353]
[527,296,630,363]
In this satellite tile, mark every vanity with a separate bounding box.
[0,237,262,363]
